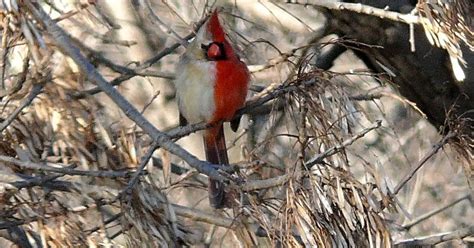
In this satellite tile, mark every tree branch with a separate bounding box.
[239,121,383,191]
[241,174,288,191]
[119,142,159,198]
[393,131,456,195]
[395,225,474,246]
[0,83,43,132]
[402,193,471,230]
[289,1,420,25]
[305,120,382,167]
[171,204,235,228]
[0,155,135,178]
[9,174,72,191]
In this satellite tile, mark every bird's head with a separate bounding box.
[185,10,235,61]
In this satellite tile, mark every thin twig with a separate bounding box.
[305,120,382,167]
[85,213,122,235]
[393,132,455,195]
[152,156,192,176]
[289,1,420,25]
[240,121,383,191]
[0,83,44,132]
[402,193,471,230]
[141,0,187,46]
[1,17,10,90]
[88,203,235,232]
[170,204,234,228]
[0,155,135,178]
[241,174,288,191]
[395,225,474,246]
[25,2,225,182]
[0,219,38,230]
[119,142,159,198]
[68,33,174,80]
[349,92,383,101]
[9,174,71,191]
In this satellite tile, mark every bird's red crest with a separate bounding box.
[207,10,225,42]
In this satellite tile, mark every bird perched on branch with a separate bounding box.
[174,10,249,208]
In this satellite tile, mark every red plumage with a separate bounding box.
[208,10,226,42]
[206,11,248,208]
[208,10,248,125]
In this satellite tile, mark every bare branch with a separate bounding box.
[9,174,71,191]
[393,132,456,195]
[402,193,471,230]
[0,155,135,178]
[171,204,235,228]
[119,142,159,198]
[305,120,382,167]
[241,174,288,191]
[140,0,187,46]
[289,1,420,25]
[239,121,383,191]
[0,83,43,132]
[395,225,474,246]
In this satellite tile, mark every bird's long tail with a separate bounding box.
[203,124,228,208]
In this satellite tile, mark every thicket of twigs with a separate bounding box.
[0,1,472,247]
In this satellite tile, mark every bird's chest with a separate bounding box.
[175,60,217,123]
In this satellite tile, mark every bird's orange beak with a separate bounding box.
[207,43,222,59]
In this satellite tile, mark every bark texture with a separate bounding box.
[322,0,473,136]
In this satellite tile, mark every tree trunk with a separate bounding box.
[321,1,473,137]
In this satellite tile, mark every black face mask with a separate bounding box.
[201,42,227,61]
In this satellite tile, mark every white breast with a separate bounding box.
[174,58,216,124]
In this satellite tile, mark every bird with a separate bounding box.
[174,10,250,208]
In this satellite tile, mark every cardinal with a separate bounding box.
[174,10,249,208]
